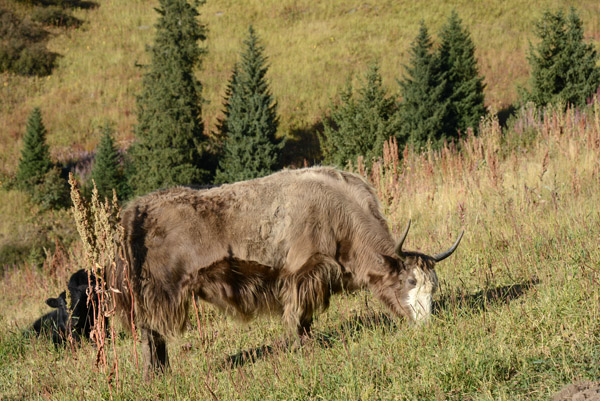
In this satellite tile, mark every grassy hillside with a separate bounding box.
[1,1,599,398]
[1,101,599,399]
[1,0,600,172]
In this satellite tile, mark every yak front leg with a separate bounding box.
[281,253,343,343]
[141,327,169,379]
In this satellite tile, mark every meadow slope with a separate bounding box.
[1,0,600,172]
[0,102,599,400]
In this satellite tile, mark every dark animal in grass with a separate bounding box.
[66,268,99,340]
[31,291,70,344]
[31,269,98,344]
[110,166,463,377]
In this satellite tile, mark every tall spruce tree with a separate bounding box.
[128,0,209,195]
[320,64,399,167]
[398,22,450,150]
[438,10,486,136]
[524,8,600,107]
[16,107,53,189]
[90,125,129,201]
[214,26,283,184]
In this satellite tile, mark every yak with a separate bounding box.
[111,167,463,376]
[31,269,98,344]
[31,291,70,344]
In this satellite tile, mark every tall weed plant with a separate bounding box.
[68,173,127,394]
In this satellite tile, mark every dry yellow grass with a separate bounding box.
[1,0,600,173]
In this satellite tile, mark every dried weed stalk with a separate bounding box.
[69,173,124,394]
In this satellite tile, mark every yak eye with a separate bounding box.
[408,278,417,286]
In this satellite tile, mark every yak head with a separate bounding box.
[42,291,70,344]
[384,220,463,323]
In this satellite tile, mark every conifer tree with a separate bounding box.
[90,125,129,201]
[398,22,450,150]
[524,8,600,107]
[321,64,399,167]
[128,0,209,195]
[214,63,239,143]
[438,10,486,136]
[16,107,69,209]
[16,107,53,189]
[33,167,70,210]
[215,26,283,184]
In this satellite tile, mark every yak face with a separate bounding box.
[391,221,463,324]
[398,254,439,322]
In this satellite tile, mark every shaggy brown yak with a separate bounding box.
[111,167,462,376]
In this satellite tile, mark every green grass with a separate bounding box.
[1,102,600,399]
[1,0,600,171]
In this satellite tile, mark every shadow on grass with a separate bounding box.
[433,278,539,314]
[496,104,517,129]
[220,311,398,369]
[16,0,99,9]
[223,344,276,368]
[280,120,323,168]
[220,278,539,369]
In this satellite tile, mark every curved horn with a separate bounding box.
[432,231,464,262]
[394,219,411,256]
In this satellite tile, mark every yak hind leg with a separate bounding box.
[141,327,169,379]
[281,253,343,342]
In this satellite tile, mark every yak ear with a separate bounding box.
[46,291,67,309]
[381,254,405,271]
[46,298,65,309]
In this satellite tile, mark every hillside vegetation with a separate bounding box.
[1,0,600,172]
[1,101,599,399]
[1,1,600,399]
